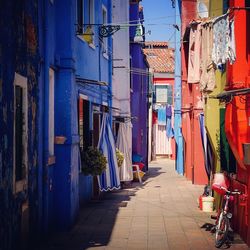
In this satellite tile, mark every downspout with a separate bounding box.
[108,0,113,122]
[174,0,184,175]
[42,0,50,233]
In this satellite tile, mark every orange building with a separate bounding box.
[181,0,208,185]
[220,0,250,245]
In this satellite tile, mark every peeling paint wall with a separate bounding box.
[0,1,40,249]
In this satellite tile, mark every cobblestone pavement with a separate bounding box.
[37,159,250,250]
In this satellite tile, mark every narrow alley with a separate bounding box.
[37,159,248,250]
[1,0,250,249]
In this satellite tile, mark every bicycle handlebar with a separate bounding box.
[217,185,241,195]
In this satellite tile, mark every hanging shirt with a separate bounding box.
[200,21,216,92]
[166,105,174,138]
[188,22,202,83]
[212,14,236,68]
[166,104,172,117]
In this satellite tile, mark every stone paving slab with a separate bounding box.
[36,159,250,250]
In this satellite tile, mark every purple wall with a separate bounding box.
[130,1,149,168]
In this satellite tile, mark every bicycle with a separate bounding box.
[212,185,241,248]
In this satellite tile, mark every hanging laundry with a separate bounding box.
[188,21,202,83]
[166,105,174,138]
[228,20,236,65]
[116,122,133,182]
[212,14,236,68]
[152,111,158,125]
[200,21,216,92]
[166,104,172,117]
[157,106,166,126]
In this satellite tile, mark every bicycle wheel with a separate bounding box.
[215,212,229,248]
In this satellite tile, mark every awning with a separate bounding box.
[212,88,250,100]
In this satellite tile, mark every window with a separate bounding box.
[49,68,55,156]
[78,98,91,150]
[155,85,173,104]
[89,0,94,26]
[13,73,28,193]
[102,5,108,56]
[77,0,84,33]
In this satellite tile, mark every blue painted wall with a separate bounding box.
[75,0,113,203]
[0,1,42,249]
[130,1,149,168]
[75,0,112,107]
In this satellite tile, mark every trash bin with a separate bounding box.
[202,196,214,212]
[243,143,250,165]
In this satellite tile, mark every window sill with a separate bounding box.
[54,136,67,144]
[47,155,56,166]
[89,43,96,50]
[77,35,96,50]
[103,53,109,60]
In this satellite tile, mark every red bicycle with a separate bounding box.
[212,185,241,248]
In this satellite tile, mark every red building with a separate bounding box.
[223,0,250,245]
[181,0,208,185]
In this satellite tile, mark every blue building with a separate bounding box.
[0,0,114,249]
[0,1,42,249]
[129,0,149,169]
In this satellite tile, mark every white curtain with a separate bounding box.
[116,122,133,181]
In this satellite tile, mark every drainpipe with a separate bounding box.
[174,0,184,175]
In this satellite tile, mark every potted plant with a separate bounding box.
[81,146,107,176]
[116,148,124,168]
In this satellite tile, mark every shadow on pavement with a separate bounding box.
[35,164,167,250]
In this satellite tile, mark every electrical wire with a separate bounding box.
[108,6,227,26]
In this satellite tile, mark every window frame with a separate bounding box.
[155,84,173,105]
[13,73,28,194]
[48,68,55,157]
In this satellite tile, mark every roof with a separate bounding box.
[144,41,169,47]
[143,41,175,73]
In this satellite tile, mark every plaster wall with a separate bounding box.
[112,0,131,115]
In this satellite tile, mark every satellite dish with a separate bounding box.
[197,2,208,18]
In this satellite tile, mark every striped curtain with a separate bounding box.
[97,113,121,191]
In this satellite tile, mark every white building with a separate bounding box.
[112,0,133,182]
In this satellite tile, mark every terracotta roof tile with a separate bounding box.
[144,41,169,47]
[143,42,174,73]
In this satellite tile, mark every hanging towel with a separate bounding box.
[188,21,202,83]
[212,14,236,68]
[200,21,216,92]
[157,106,167,126]
[98,113,121,191]
[116,122,133,182]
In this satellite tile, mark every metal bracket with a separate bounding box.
[99,25,120,38]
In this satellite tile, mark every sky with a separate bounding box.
[142,0,176,46]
